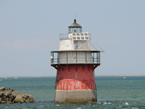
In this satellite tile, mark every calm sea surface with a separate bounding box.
[0,76,145,109]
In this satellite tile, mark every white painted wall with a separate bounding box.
[59,32,93,64]
[74,40,91,50]
[59,32,91,50]
[59,40,74,50]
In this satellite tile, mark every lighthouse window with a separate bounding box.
[85,37,88,39]
[77,33,79,36]
[73,33,75,36]
[69,28,71,33]
[81,33,83,36]
[80,28,82,32]
[73,37,76,40]
[85,33,88,36]
[81,37,84,40]
[77,37,80,40]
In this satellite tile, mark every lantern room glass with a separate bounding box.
[68,27,82,33]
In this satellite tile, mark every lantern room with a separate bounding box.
[68,19,82,33]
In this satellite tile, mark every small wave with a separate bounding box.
[125,102,129,105]
[55,104,59,106]
[131,107,138,109]
[103,102,112,105]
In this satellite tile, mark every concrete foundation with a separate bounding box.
[55,89,97,104]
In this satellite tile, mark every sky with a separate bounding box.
[0,0,145,76]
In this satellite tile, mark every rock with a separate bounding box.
[1,101,7,104]
[13,94,35,103]
[14,95,24,103]
[5,88,14,92]
[0,92,4,97]
[24,94,34,99]
[23,94,34,103]
[12,91,22,97]
[1,95,7,101]
[0,87,36,104]
[4,92,11,97]
[9,93,16,100]
[0,87,5,91]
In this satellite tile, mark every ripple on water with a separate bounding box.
[0,100,145,109]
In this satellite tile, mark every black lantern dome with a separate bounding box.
[68,19,82,33]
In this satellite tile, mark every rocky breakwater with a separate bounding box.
[0,87,36,104]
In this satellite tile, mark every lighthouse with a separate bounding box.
[51,19,102,104]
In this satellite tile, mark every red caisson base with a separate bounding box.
[56,64,98,90]
[52,64,99,104]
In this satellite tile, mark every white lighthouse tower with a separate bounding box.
[51,19,102,104]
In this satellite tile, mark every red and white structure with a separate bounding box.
[51,19,102,104]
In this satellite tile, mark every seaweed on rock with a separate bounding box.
[0,87,36,104]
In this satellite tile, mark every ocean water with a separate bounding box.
[0,76,145,109]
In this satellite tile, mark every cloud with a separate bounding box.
[0,39,59,50]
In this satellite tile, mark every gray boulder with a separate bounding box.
[0,87,5,91]
[12,91,22,97]
[0,87,36,104]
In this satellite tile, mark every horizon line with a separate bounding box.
[0,75,145,78]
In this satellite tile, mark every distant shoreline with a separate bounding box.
[96,75,145,77]
[0,75,145,78]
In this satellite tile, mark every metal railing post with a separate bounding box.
[76,51,77,63]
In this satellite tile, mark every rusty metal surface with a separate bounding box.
[55,64,98,90]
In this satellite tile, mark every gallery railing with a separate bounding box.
[51,51,100,65]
